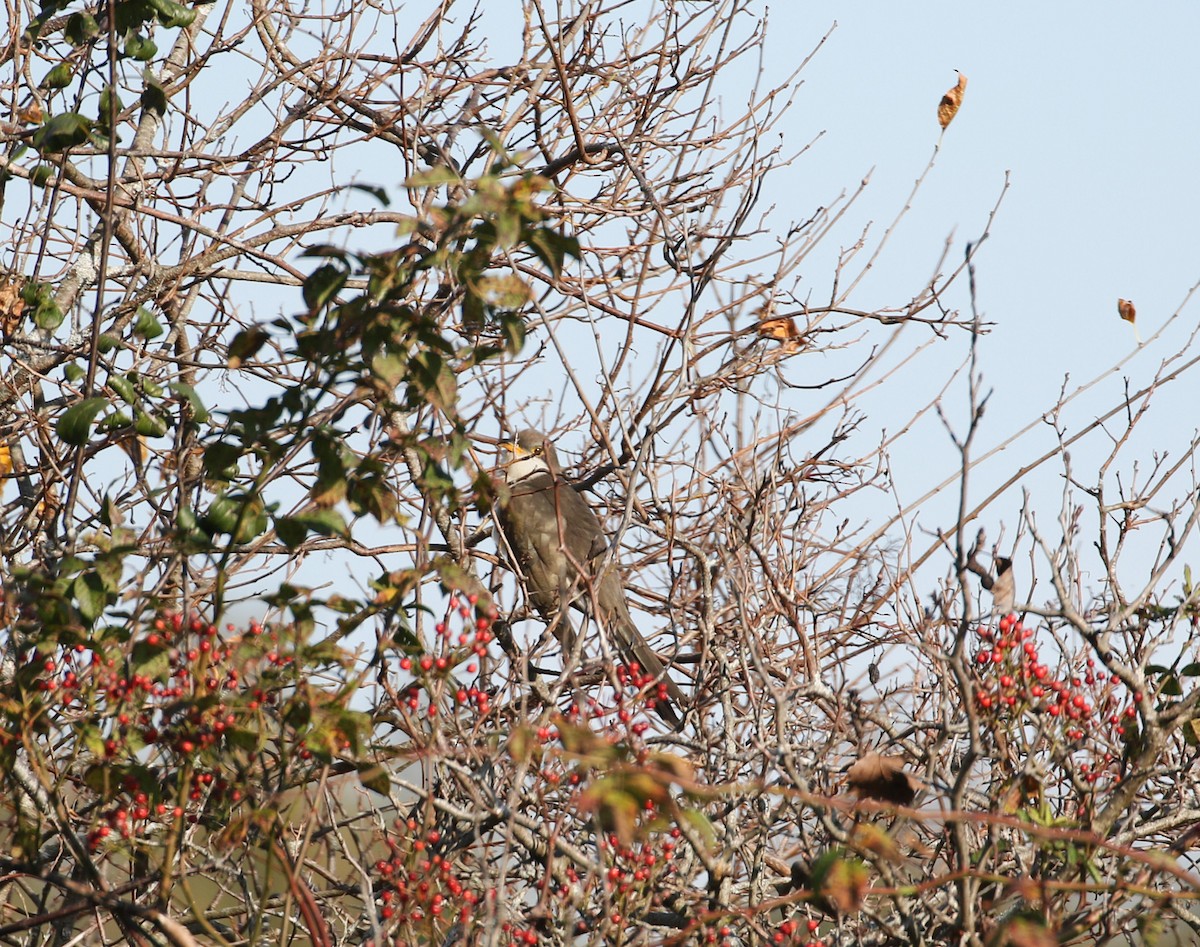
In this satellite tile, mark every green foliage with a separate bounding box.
[20,279,63,328]
[11,148,594,944]
[133,306,164,339]
[56,397,109,445]
[204,164,573,535]
[40,62,73,89]
[31,111,95,153]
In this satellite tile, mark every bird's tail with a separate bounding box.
[616,618,686,728]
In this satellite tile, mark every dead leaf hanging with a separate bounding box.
[1117,298,1142,343]
[846,752,920,805]
[0,276,26,336]
[937,72,967,129]
[757,315,804,353]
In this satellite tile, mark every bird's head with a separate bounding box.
[502,429,558,482]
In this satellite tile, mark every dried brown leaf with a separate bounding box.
[757,316,803,353]
[846,752,919,805]
[937,71,968,129]
[0,276,26,335]
[1117,298,1142,343]
[116,433,147,468]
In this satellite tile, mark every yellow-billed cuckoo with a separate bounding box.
[496,430,685,723]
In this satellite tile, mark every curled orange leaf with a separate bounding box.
[1117,298,1142,343]
[937,71,967,129]
[757,315,804,353]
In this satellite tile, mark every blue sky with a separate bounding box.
[736,4,1200,596]
[57,0,1190,619]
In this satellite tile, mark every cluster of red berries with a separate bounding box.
[972,614,1139,784]
[373,819,479,936]
[701,918,822,947]
[598,830,677,895]
[395,593,497,718]
[85,770,242,851]
[612,662,674,730]
[18,611,310,851]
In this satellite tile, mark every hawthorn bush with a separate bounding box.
[3,1,1200,946]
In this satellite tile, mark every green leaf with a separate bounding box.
[41,63,73,89]
[302,263,347,311]
[349,183,390,207]
[311,446,349,507]
[226,727,263,752]
[63,363,85,382]
[274,509,349,549]
[147,0,196,28]
[404,167,460,188]
[273,516,307,550]
[141,78,168,115]
[526,227,581,279]
[56,398,108,446]
[132,640,171,681]
[29,165,53,187]
[370,352,406,389]
[408,350,456,412]
[93,551,125,592]
[357,762,391,796]
[72,572,108,624]
[32,112,92,154]
[202,493,268,543]
[21,281,64,328]
[133,306,163,339]
[493,209,521,250]
[168,382,209,423]
[134,410,169,438]
[203,441,242,481]
[97,86,124,126]
[123,32,158,61]
[96,411,131,432]
[499,312,526,355]
[23,0,73,40]
[109,374,137,404]
[99,494,123,528]
[227,326,268,368]
[64,11,100,44]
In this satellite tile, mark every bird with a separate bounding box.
[989,557,1015,616]
[494,429,685,724]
